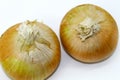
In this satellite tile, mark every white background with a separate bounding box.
[0,0,120,80]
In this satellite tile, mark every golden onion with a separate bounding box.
[0,20,60,80]
[60,4,118,63]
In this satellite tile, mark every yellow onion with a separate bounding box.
[60,4,118,63]
[0,20,60,80]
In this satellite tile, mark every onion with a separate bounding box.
[60,4,118,63]
[0,20,60,80]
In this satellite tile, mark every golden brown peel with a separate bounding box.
[0,20,60,80]
[60,4,118,63]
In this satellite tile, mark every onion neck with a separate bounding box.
[17,20,50,53]
[75,17,100,41]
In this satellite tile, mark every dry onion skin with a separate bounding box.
[0,20,60,80]
[60,4,118,63]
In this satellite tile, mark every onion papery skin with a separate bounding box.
[60,4,118,63]
[0,21,61,80]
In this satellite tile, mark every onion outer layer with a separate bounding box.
[60,4,118,63]
[0,20,61,80]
